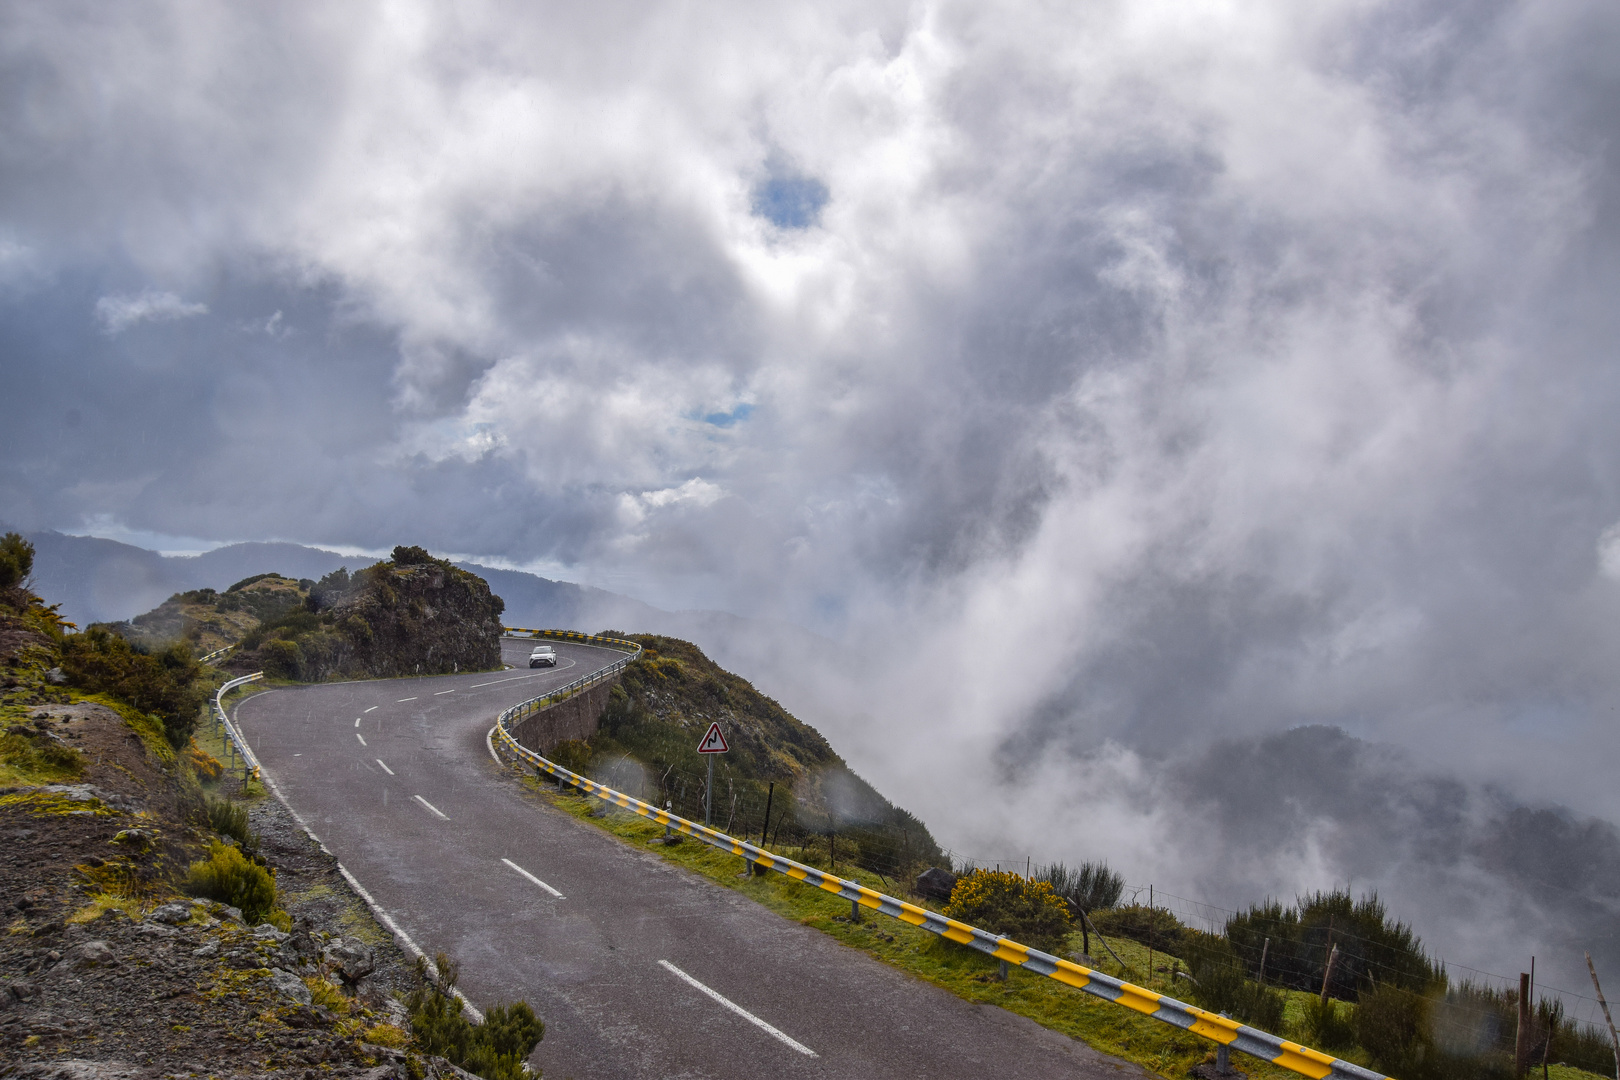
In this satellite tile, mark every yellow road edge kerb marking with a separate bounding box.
[490,633,1386,1080]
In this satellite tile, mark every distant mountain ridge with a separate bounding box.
[13,530,644,629]
[18,532,355,625]
[10,532,843,703]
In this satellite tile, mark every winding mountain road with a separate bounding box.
[233,638,1142,1080]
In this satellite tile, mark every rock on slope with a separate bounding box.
[0,555,494,1080]
[226,547,505,681]
[0,704,443,1078]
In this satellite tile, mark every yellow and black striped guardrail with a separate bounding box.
[198,643,236,665]
[214,672,265,782]
[490,641,1391,1080]
[503,627,641,649]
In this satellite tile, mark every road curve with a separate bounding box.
[234,638,1144,1080]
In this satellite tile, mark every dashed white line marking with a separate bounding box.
[356,733,367,746]
[245,727,480,1025]
[354,717,361,727]
[413,795,448,820]
[396,697,417,702]
[657,961,817,1057]
[470,672,548,688]
[471,658,580,689]
[434,689,456,695]
[364,706,378,713]
[375,759,394,775]
[501,858,564,898]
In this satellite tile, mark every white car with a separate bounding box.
[528,645,557,668]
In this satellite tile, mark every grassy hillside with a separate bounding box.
[117,573,310,657]
[553,633,946,882]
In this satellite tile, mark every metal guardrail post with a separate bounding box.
[213,672,265,783]
[485,636,1391,1080]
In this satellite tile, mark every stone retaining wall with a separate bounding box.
[509,676,619,754]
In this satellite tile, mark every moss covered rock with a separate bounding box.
[231,546,504,681]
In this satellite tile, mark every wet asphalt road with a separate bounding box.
[233,637,1144,1080]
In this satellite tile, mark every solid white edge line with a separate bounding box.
[485,725,501,765]
[414,794,449,820]
[501,858,564,898]
[364,706,378,713]
[375,759,394,776]
[236,704,482,1024]
[657,960,817,1057]
[335,862,484,1024]
[356,732,367,746]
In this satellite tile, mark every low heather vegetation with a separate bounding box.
[547,633,947,883]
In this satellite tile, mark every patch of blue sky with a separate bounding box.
[702,403,754,428]
[751,174,829,230]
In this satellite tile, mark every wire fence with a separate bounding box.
[550,749,1617,1055]
[538,634,1617,1072]
[931,844,1618,1062]
[541,751,943,891]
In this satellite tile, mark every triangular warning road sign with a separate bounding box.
[696,722,729,754]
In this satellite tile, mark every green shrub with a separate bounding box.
[1089,903,1192,957]
[407,954,544,1080]
[204,796,259,854]
[0,532,33,590]
[259,638,304,679]
[1185,939,1286,1031]
[61,626,210,747]
[183,841,278,924]
[944,870,1072,954]
[0,731,85,781]
[1303,993,1359,1053]
[1039,861,1125,914]
[1354,982,1424,1070]
[307,974,351,1012]
[227,572,284,593]
[307,567,352,612]
[550,739,593,777]
[1226,890,1436,1001]
[1039,861,1124,956]
[1549,1007,1620,1074]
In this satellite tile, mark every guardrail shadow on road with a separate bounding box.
[489,642,1393,1080]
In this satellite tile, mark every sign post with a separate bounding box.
[696,722,728,826]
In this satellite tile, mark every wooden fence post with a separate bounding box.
[1586,953,1620,1080]
[1516,971,1531,1076]
[1320,944,1340,1004]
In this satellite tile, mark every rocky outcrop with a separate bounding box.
[229,546,505,681]
[322,551,503,678]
